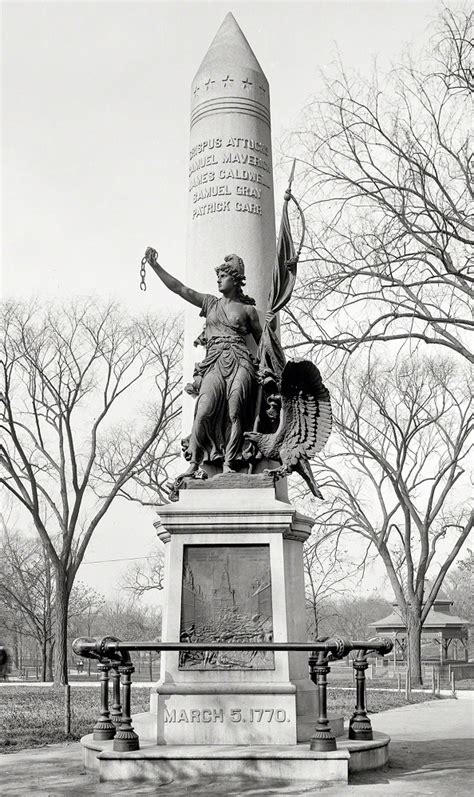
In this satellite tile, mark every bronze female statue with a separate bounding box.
[144,248,262,475]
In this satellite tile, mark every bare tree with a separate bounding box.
[280,7,473,683]
[309,355,472,683]
[95,599,162,642]
[0,300,182,683]
[286,8,473,365]
[0,606,22,671]
[0,519,104,680]
[123,548,165,600]
[303,531,365,637]
[444,548,474,627]
[0,524,54,680]
[328,595,393,641]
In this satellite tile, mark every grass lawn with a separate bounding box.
[0,686,150,753]
[451,677,474,690]
[328,686,434,715]
[0,683,437,753]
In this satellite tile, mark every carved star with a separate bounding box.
[222,75,233,87]
[205,78,215,90]
[242,78,253,90]
[193,85,200,97]
[258,85,267,94]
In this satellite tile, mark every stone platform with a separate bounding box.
[81,731,390,785]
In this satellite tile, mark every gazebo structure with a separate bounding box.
[370,588,469,666]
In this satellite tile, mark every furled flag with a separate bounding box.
[257,159,306,388]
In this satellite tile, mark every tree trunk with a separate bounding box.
[46,639,54,681]
[45,562,54,682]
[54,573,70,685]
[41,637,47,682]
[310,602,319,638]
[406,609,423,686]
[12,632,20,670]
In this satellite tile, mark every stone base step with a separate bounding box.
[82,732,390,785]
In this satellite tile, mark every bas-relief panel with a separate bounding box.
[179,544,274,670]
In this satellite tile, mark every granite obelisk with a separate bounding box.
[183,12,276,435]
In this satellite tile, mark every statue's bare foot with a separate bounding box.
[223,462,237,473]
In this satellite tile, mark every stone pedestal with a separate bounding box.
[146,476,317,745]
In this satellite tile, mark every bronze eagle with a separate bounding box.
[245,360,332,498]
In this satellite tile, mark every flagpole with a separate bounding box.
[279,158,296,248]
[286,158,296,196]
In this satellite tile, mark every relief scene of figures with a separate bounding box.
[179,545,274,670]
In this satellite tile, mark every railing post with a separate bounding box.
[349,651,373,741]
[110,666,123,726]
[93,662,116,740]
[309,651,337,752]
[113,663,140,752]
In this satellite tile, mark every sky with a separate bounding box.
[2,0,442,601]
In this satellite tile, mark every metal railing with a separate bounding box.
[72,636,393,753]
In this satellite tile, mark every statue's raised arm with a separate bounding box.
[144,247,205,308]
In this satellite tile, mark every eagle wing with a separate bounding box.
[278,360,332,469]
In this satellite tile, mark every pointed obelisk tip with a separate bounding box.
[196,10,265,77]
[216,11,247,39]
[223,11,238,24]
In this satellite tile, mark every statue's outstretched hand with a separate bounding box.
[144,247,158,266]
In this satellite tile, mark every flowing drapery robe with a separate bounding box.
[187,294,257,466]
